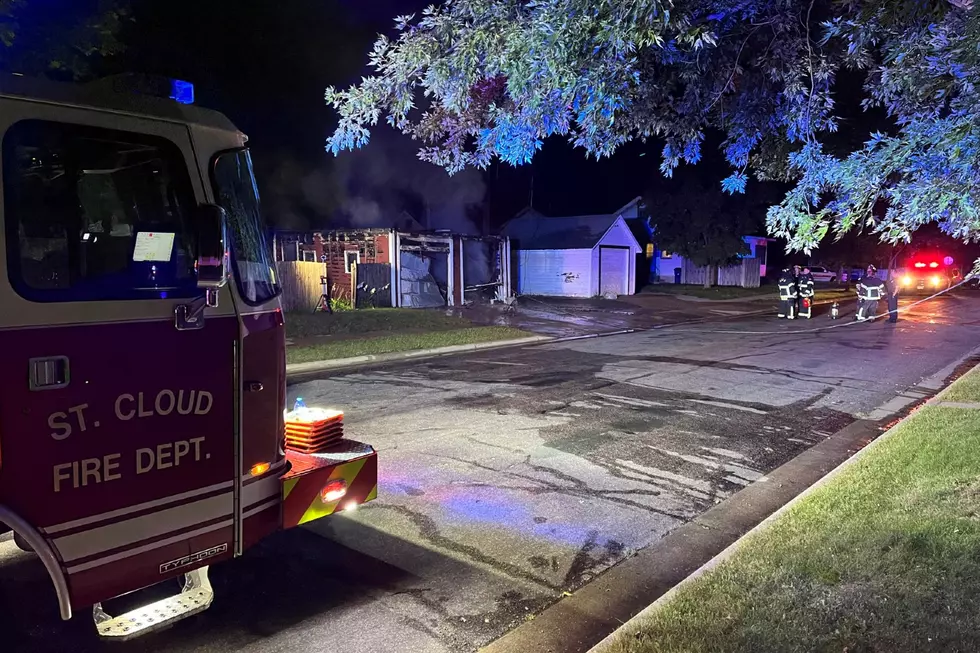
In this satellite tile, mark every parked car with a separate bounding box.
[807,266,837,283]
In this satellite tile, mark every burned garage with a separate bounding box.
[273,228,511,310]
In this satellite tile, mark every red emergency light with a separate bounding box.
[321,479,348,503]
[929,262,939,268]
[914,262,926,268]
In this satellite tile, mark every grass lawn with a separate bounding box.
[603,374,980,653]
[286,326,529,364]
[814,287,851,302]
[942,366,980,403]
[285,308,474,340]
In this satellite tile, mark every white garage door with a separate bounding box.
[516,249,593,297]
[599,247,629,296]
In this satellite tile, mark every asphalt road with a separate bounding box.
[4,293,980,653]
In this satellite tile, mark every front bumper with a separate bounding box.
[281,441,378,529]
[900,275,948,293]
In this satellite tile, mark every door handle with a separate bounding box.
[174,288,219,331]
[30,356,70,390]
[245,382,264,393]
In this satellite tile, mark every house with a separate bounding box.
[502,206,643,298]
[742,236,774,278]
[613,196,776,283]
[272,227,511,308]
[641,235,774,283]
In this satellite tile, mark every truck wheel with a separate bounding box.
[13,532,34,554]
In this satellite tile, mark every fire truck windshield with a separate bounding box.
[210,149,281,305]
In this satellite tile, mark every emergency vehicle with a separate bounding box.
[899,252,955,294]
[0,74,377,639]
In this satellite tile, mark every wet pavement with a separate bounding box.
[452,292,791,339]
[3,293,979,653]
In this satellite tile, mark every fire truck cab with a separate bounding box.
[0,75,377,639]
[899,252,955,294]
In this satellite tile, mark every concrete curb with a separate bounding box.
[587,354,980,653]
[285,335,552,377]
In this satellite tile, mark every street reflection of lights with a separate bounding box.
[439,486,595,546]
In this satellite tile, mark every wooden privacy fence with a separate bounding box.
[276,261,394,311]
[277,261,323,312]
[681,257,762,288]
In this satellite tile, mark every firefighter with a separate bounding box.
[797,267,815,318]
[856,265,886,322]
[777,267,798,319]
[792,265,803,316]
[886,275,900,323]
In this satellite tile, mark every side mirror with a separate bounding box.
[195,203,229,290]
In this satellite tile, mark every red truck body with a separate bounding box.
[0,74,376,638]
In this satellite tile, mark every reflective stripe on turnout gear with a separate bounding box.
[777,271,797,300]
[858,285,883,300]
[797,274,815,298]
[857,275,885,301]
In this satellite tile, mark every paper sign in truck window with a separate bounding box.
[133,232,175,262]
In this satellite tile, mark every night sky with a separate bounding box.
[68,0,972,265]
[97,0,684,232]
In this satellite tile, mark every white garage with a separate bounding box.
[502,209,642,298]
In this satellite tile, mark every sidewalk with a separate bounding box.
[591,360,980,653]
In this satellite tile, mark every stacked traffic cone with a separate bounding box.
[284,406,345,454]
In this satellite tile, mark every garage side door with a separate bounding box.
[599,247,629,296]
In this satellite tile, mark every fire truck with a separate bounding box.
[0,74,377,639]
[899,251,956,294]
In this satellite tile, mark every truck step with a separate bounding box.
[94,567,214,640]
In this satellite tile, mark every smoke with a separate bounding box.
[337,196,383,228]
[463,240,493,285]
[261,126,486,234]
[259,154,319,230]
[333,125,486,233]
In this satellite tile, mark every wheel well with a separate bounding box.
[0,509,73,620]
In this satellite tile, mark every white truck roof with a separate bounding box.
[0,74,241,135]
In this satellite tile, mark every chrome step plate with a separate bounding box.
[95,567,214,641]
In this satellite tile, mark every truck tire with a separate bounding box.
[13,532,34,554]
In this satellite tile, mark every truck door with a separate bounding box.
[0,102,239,608]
